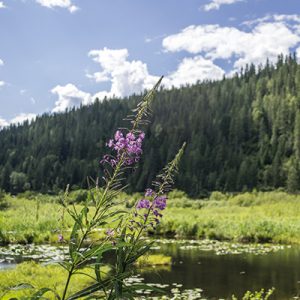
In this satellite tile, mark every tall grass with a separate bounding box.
[1,190,300,245]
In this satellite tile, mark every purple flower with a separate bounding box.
[126,132,135,141]
[58,234,64,242]
[106,229,115,237]
[145,188,154,197]
[101,130,145,167]
[136,199,150,209]
[153,195,167,211]
[153,210,163,218]
[114,130,123,141]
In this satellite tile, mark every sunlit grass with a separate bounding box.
[2,190,300,244]
[0,261,110,299]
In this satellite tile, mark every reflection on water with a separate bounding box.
[143,240,300,300]
[1,240,300,299]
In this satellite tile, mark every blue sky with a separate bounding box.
[0,0,300,126]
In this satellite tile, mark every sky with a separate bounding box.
[0,0,300,126]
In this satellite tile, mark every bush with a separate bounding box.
[0,190,9,210]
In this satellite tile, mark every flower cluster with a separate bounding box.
[101,130,145,166]
[135,189,167,228]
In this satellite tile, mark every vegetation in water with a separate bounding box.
[0,262,110,300]
[135,254,172,267]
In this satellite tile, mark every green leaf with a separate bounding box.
[8,283,34,290]
[126,243,154,265]
[95,253,102,282]
[69,206,88,262]
[30,287,61,300]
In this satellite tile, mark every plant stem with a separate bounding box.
[62,266,74,300]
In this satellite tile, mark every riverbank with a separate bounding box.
[1,190,300,245]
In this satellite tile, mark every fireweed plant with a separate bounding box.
[31,77,185,300]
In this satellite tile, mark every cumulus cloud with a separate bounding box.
[0,2,6,9]
[51,47,226,112]
[164,56,224,88]
[36,0,79,13]
[51,83,92,113]
[0,113,37,129]
[10,113,37,125]
[87,47,159,99]
[0,117,9,128]
[163,21,300,70]
[0,59,3,66]
[203,0,244,11]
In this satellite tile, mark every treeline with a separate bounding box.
[0,54,300,196]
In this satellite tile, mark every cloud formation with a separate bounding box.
[51,83,92,113]
[203,0,243,11]
[50,14,300,113]
[0,2,6,9]
[163,21,300,70]
[164,56,224,88]
[36,0,78,13]
[88,48,159,99]
[0,113,37,129]
[10,113,37,125]
[52,47,226,112]
[0,117,9,128]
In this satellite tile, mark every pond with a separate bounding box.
[0,239,300,299]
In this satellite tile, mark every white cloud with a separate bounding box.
[52,47,225,112]
[164,56,224,88]
[36,0,79,13]
[87,47,159,99]
[203,0,244,11]
[10,113,36,125]
[51,83,92,113]
[243,14,300,27]
[163,22,300,70]
[0,113,37,129]
[0,59,3,66]
[0,117,9,128]
[0,2,6,9]
[0,81,4,87]
[273,14,300,23]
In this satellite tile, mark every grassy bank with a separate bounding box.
[0,262,110,299]
[1,190,300,244]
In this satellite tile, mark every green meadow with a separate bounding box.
[1,190,300,245]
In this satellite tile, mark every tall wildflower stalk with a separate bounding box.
[33,76,185,300]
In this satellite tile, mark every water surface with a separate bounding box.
[1,240,300,299]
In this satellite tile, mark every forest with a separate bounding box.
[0,54,300,196]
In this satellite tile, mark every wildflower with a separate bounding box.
[101,130,145,167]
[136,199,150,209]
[58,234,64,242]
[145,188,154,197]
[153,195,167,210]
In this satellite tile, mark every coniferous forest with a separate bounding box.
[1,55,300,196]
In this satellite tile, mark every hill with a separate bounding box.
[0,54,300,196]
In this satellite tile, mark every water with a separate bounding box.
[1,240,300,299]
[144,240,300,299]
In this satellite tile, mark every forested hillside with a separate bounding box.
[1,54,300,196]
